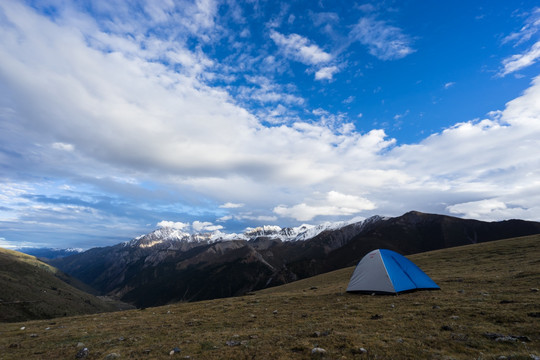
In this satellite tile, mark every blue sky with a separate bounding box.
[1,0,539,249]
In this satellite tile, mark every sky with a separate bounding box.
[1,0,540,249]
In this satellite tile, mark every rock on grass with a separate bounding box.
[311,347,326,357]
[75,347,89,358]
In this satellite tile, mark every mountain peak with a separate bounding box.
[244,225,283,237]
[127,227,209,248]
[127,218,375,249]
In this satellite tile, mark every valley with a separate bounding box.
[0,248,132,323]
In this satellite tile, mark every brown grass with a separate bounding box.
[1,235,539,359]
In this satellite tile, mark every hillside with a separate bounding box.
[0,248,133,323]
[48,211,540,308]
[0,235,538,359]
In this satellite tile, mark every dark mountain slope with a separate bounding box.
[120,242,275,306]
[49,232,216,295]
[0,248,131,322]
[284,211,540,278]
[51,240,276,308]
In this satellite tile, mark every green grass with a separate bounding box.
[0,235,539,359]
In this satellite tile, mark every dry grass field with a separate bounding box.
[1,235,539,359]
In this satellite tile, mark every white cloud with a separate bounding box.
[179,0,220,42]
[270,30,332,65]
[315,66,339,80]
[499,41,540,77]
[192,220,223,232]
[140,1,178,24]
[0,237,35,250]
[447,199,507,219]
[52,142,75,152]
[236,214,278,222]
[157,220,189,230]
[274,191,376,221]
[217,215,233,222]
[357,4,377,13]
[237,75,305,105]
[501,8,540,46]
[220,202,244,209]
[0,1,259,177]
[444,82,455,89]
[351,16,414,60]
[158,220,223,232]
[2,3,389,205]
[311,12,339,27]
[499,8,540,77]
[393,110,409,121]
[343,96,355,104]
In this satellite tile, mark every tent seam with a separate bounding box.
[378,250,396,292]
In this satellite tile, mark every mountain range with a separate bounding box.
[48,211,540,308]
[15,247,83,259]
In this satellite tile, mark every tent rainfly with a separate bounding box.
[346,249,440,294]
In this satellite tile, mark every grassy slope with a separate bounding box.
[0,235,538,359]
[0,248,131,323]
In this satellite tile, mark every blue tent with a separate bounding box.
[346,249,440,294]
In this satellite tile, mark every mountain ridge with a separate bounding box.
[125,216,375,249]
[15,247,83,259]
[48,211,540,308]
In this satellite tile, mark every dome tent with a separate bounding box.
[346,249,439,294]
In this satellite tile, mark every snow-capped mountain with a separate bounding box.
[243,222,342,242]
[128,217,386,249]
[126,227,214,248]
